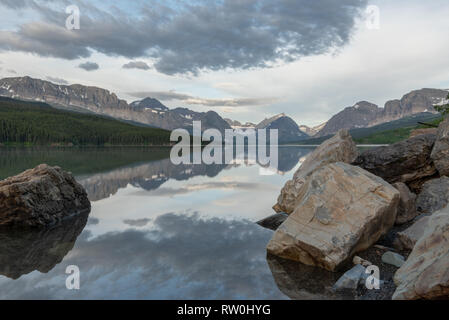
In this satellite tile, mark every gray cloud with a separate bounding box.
[6,69,17,74]
[122,61,150,70]
[130,90,277,107]
[45,76,68,84]
[123,218,152,227]
[78,61,99,71]
[0,0,368,75]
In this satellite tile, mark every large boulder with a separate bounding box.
[0,164,91,227]
[273,129,358,214]
[415,176,449,214]
[353,133,437,192]
[392,182,418,225]
[267,162,400,272]
[393,206,449,300]
[430,117,449,176]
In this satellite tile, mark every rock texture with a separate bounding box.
[317,89,448,137]
[394,215,430,251]
[415,177,449,214]
[267,162,400,271]
[273,129,358,214]
[353,133,437,192]
[0,164,91,227]
[431,117,449,176]
[392,182,418,225]
[393,206,449,300]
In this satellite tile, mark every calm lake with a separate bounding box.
[0,146,326,299]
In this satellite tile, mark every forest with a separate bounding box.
[0,97,171,146]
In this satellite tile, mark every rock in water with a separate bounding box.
[353,134,437,192]
[267,162,400,271]
[393,215,430,251]
[0,164,91,227]
[273,129,358,214]
[392,182,418,225]
[257,213,288,231]
[431,117,449,176]
[393,206,449,300]
[415,177,449,214]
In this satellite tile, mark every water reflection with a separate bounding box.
[0,212,89,280]
[0,146,315,299]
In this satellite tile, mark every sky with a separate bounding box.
[0,0,448,126]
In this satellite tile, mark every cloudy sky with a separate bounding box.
[0,0,448,126]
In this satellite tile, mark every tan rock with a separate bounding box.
[409,128,437,138]
[392,182,418,225]
[393,206,449,300]
[431,117,449,176]
[274,129,358,214]
[267,162,400,271]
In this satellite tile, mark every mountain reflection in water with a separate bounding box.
[0,146,319,299]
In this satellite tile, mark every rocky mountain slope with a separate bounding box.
[0,76,230,133]
[317,89,449,137]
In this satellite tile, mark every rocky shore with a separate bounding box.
[260,118,449,300]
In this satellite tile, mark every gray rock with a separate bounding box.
[381,251,405,268]
[392,182,418,224]
[353,133,437,192]
[415,176,449,214]
[394,215,430,251]
[333,264,366,291]
[256,213,288,231]
[430,116,449,176]
[0,164,91,227]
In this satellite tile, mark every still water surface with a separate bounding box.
[0,146,317,299]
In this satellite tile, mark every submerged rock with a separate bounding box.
[273,129,358,214]
[430,117,449,176]
[393,206,449,300]
[415,176,449,214]
[0,164,91,227]
[267,162,400,272]
[392,182,418,225]
[257,213,288,231]
[353,133,437,192]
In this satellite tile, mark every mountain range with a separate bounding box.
[316,89,449,137]
[1,76,448,142]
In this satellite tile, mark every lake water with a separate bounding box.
[0,146,325,300]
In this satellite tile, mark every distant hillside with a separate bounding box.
[291,112,442,145]
[0,97,171,146]
[316,89,448,137]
